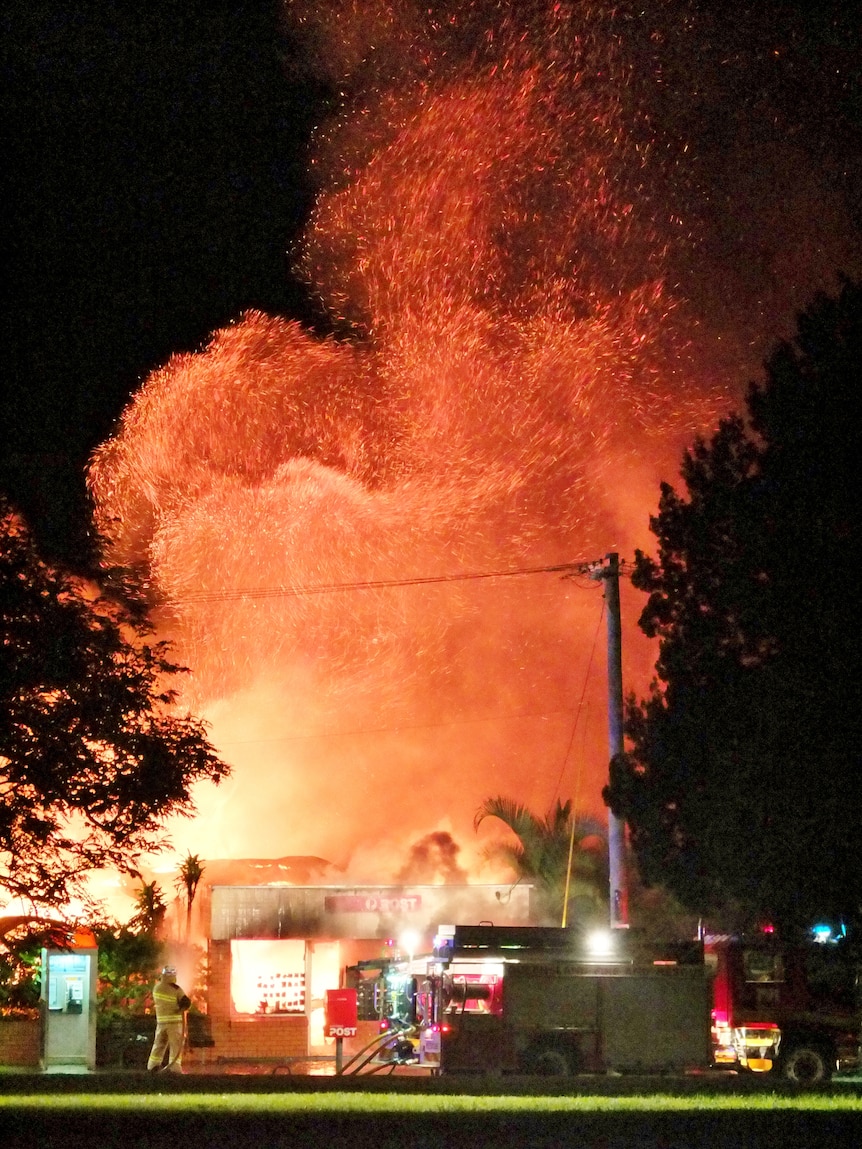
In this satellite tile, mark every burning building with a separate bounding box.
[203,874,534,1063]
[83,3,859,1065]
[88,3,724,886]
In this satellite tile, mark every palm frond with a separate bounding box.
[475,795,543,839]
[476,793,609,916]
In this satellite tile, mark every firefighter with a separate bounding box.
[147,965,191,1073]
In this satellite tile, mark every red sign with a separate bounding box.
[324,894,422,914]
[324,988,358,1038]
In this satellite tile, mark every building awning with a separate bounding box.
[210,883,534,940]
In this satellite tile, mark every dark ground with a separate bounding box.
[2,1073,862,1148]
[5,1108,862,1149]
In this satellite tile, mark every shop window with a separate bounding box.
[230,939,306,1015]
[307,941,340,1049]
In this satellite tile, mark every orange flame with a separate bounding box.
[88,3,727,880]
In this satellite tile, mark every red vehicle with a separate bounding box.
[414,925,712,1076]
[706,933,860,1085]
[410,925,861,1083]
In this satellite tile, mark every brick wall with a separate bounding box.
[208,940,232,1017]
[0,1017,41,1067]
[210,1014,308,1060]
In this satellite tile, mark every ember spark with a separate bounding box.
[89,2,725,876]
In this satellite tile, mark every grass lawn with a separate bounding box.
[3,1089,862,1113]
[3,1084,862,1148]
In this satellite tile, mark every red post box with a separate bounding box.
[324,987,358,1038]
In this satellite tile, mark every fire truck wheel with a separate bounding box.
[780,1045,832,1086]
[525,1046,572,1076]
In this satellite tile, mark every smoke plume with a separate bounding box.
[88,1,858,882]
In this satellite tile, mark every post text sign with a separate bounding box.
[324,894,422,914]
[324,987,358,1038]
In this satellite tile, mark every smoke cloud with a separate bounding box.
[88,1,858,883]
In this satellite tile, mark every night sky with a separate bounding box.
[4,0,861,565]
[3,2,328,561]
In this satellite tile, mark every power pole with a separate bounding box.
[560,552,630,929]
[595,553,629,929]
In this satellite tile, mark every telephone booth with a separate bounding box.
[40,928,98,1070]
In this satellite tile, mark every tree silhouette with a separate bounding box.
[128,881,167,938]
[0,499,228,908]
[94,923,162,1019]
[175,852,206,941]
[605,279,862,934]
[475,796,607,925]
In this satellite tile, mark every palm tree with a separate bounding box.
[128,880,167,937]
[474,796,607,926]
[175,853,205,941]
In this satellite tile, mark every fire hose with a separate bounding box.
[339,1022,419,1076]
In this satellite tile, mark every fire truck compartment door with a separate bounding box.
[504,966,599,1031]
[601,969,711,1072]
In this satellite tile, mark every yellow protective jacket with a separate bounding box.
[152,977,188,1024]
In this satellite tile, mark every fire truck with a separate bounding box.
[413,925,712,1075]
[706,931,861,1085]
[404,924,860,1082]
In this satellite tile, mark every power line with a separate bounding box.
[162,558,619,607]
[551,595,606,804]
[215,704,597,747]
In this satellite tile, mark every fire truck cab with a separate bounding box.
[707,932,861,1085]
[414,924,711,1076]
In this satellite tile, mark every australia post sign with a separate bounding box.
[325,988,358,1038]
[324,893,422,914]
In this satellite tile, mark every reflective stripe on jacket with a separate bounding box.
[153,979,184,1024]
